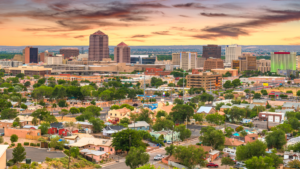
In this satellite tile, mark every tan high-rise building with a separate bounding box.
[231,54,257,72]
[196,57,206,68]
[203,58,224,71]
[114,42,130,63]
[88,30,109,61]
[180,52,197,71]
[186,72,221,90]
[257,59,271,73]
[172,53,180,65]
[225,44,242,64]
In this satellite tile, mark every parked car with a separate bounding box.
[206,163,218,168]
[154,154,164,161]
[167,141,172,144]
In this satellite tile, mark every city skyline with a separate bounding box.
[1,0,300,46]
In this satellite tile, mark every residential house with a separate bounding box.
[252,99,267,106]
[70,137,115,155]
[74,121,93,133]
[152,102,174,115]
[284,150,300,164]
[224,137,245,148]
[27,105,43,111]
[128,121,150,131]
[199,145,220,162]
[103,125,125,136]
[245,134,258,143]
[150,129,180,142]
[0,120,26,129]
[48,122,64,134]
[80,149,109,162]
[0,145,9,169]
[64,135,79,144]
[4,128,41,138]
[282,102,300,111]
[223,148,237,157]
[107,107,132,123]
[258,110,291,122]
[196,106,216,115]
[17,115,39,125]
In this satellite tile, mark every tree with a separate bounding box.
[232,79,241,88]
[156,110,167,118]
[173,145,207,169]
[112,129,145,153]
[199,126,225,150]
[31,109,51,121]
[20,104,27,109]
[193,114,204,124]
[69,107,80,115]
[174,98,184,105]
[16,73,25,79]
[10,134,18,144]
[275,123,293,133]
[31,117,38,126]
[12,143,26,163]
[1,109,18,119]
[266,149,283,168]
[90,100,96,105]
[175,124,191,141]
[221,157,235,169]
[265,129,286,149]
[110,105,120,110]
[152,118,174,131]
[215,102,225,111]
[266,101,271,109]
[253,93,261,99]
[297,90,300,97]
[58,100,67,107]
[33,75,40,79]
[38,122,50,135]
[245,156,274,169]
[170,104,194,123]
[240,130,248,137]
[99,90,112,101]
[0,136,3,144]
[59,109,69,120]
[224,107,246,123]
[80,85,95,97]
[287,117,300,129]
[70,147,80,158]
[120,104,135,111]
[223,81,233,89]
[120,117,131,127]
[288,160,300,169]
[44,115,57,124]
[49,136,68,150]
[205,113,225,125]
[125,146,150,169]
[225,127,234,137]
[89,117,105,133]
[165,144,175,156]
[12,117,20,127]
[236,140,267,161]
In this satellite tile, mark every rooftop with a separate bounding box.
[117,42,128,47]
[92,30,106,35]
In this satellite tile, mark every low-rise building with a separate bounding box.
[211,68,239,77]
[4,128,41,138]
[103,125,126,136]
[186,72,222,90]
[196,106,216,115]
[203,58,224,71]
[0,120,26,129]
[150,129,180,142]
[128,121,150,131]
[244,134,258,143]
[144,68,171,76]
[7,66,52,77]
[258,110,289,123]
[70,137,115,155]
[45,74,104,83]
[107,107,132,123]
[224,137,245,148]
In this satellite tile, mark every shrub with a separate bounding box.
[6,160,14,166]
[45,157,52,162]
[94,164,101,168]
[31,161,38,166]
[37,143,40,147]
[4,142,8,145]
[235,126,244,132]
[11,143,15,146]
[64,149,70,156]
[24,142,29,146]
[74,163,80,168]
[30,143,36,146]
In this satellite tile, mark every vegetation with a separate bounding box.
[125,147,150,169]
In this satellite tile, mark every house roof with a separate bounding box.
[64,135,79,140]
[70,137,112,147]
[80,149,107,156]
[0,145,9,158]
[246,134,258,137]
[50,122,63,128]
[197,106,213,113]
[17,115,35,122]
[72,133,94,139]
[128,121,150,128]
[224,137,244,146]
[108,125,125,131]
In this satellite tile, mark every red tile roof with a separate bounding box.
[92,30,106,35]
[117,42,128,46]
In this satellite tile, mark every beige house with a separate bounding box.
[17,115,39,126]
[107,107,132,121]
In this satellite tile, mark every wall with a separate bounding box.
[83,144,115,155]
[168,161,187,169]
[0,151,6,169]
[5,128,41,138]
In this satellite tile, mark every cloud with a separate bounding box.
[283,36,300,41]
[152,31,171,35]
[179,15,190,17]
[191,9,300,40]
[74,35,86,39]
[126,39,145,42]
[214,3,243,10]
[200,13,229,17]
[173,3,207,9]
[131,34,153,38]
[48,3,70,11]
[170,27,201,32]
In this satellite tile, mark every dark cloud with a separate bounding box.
[170,27,201,32]
[152,31,171,35]
[110,2,169,8]
[74,35,86,39]
[179,15,189,17]
[200,13,229,17]
[131,35,153,38]
[192,9,300,40]
[48,3,70,11]
[214,3,243,10]
[173,3,207,9]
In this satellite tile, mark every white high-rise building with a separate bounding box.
[225,44,242,64]
[180,52,197,71]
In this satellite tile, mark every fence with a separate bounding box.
[25,135,48,141]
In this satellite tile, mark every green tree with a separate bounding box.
[199,126,225,150]
[33,75,40,79]
[1,109,18,119]
[44,115,57,124]
[221,157,235,169]
[152,118,174,131]
[99,90,112,101]
[90,100,96,105]
[205,113,225,125]
[20,104,27,109]
[173,98,184,105]
[31,117,39,126]
[253,93,261,99]
[266,149,283,168]
[49,136,68,150]
[59,109,69,120]
[170,104,194,123]
[156,110,167,118]
[173,145,207,169]
[240,130,248,137]
[80,85,95,97]
[193,114,204,124]
[70,147,80,158]
[224,107,246,123]
[120,117,131,127]
[38,122,50,135]
[12,143,26,163]
[175,124,191,141]
[245,156,274,169]
[215,102,225,111]
[165,144,175,156]
[223,81,233,89]
[236,140,267,161]
[265,129,286,149]
[58,100,67,107]
[288,160,300,168]
[110,105,120,110]
[112,129,145,153]
[297,90,300,97]
[31,109,51,121]
[10,134,18,144]
[232,79,241,88]
[275,123,293,133]
[89,117,105,133]
[287,117,300,129]
[69,107,80,115]
[125,146,150,169]
[224,127,234,137]
[120,104,135,111]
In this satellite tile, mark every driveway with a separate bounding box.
[7,147,66,162]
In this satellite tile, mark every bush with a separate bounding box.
[6,160,14,166]
[37,143,40,147]
[94,164,102,168]
[64,149,70,156]
[74,163,80,168]
[235,126,244,132]
[30,143,36,146]
[11,143,15,146]
[31,161,38,166]
[4,142,8,145]
[45,157,52,162]
[24,142,29,146]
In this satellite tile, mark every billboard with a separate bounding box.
[263,83,269,87]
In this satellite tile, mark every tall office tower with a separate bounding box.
[257,59,271,73]
[231,54,256,72]
[60,48,80,59]
[172,53,180,65]
[225,44,242,64]
[202,45,221,59]
[271,51,296,72]
[114,42,130,63]
[24,46,38,64]
[180,52,197,71]
[203,58,224,71]
[88,30,109,61]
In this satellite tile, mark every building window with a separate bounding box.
[111,148,113,151]
[37,133,40,136]
[252,137,255,140]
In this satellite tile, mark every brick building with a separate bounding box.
[144,68,171,76]
[202,45,221,59]
[114,42,130,63]
[60,48,80,59]
[8,66,52,76]
[203,58,224,71]
[88,30,109,61]
[186,72,221,90]
[232,54,257,72]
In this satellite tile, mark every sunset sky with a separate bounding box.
[1,0,300,46]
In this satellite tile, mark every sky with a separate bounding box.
[1,0,300,46]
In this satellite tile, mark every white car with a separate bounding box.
[154,154,164,161]
[167,141,172,144]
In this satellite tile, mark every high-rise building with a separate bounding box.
[114,42,130,63]
[202,45,221,59]
[256,59,271,73]
[45,54,63,65]
[271,51,296,72]
[60,48,80,59]
[88,30,109,61]
[196,57,206,68]
[231,54,256,72]
[186,72,222,90]
[24,47,38,64]
[180,52,197,71]
[172,53,180,65]
[225,44,242,64]
[203,58,224,71]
